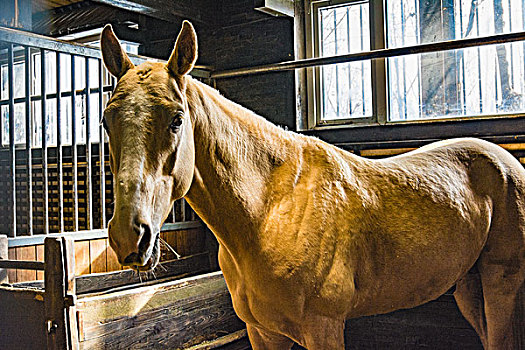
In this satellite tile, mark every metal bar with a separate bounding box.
[85,57,93,230]
[24,47,33,236]
[0,26,148,64]
[6,221,203,248]
[346,7,352,114]
[41,49,49,234]
[71,55,78,231]
[0,85,115,106]
[360,4,365,115]
[56,52,64,233]
[475,4,483,113]
[211,30,525,79]
[334,8,340,117]
[7,45,17,237]
[98,59,106,229]
[0,260,45,271]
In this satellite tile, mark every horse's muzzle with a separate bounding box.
[119,218,155,268]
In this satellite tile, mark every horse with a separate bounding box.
[100,21,525,349]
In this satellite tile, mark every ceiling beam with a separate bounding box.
[91,0,217,25]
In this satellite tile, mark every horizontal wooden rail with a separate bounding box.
[0,259,45,270]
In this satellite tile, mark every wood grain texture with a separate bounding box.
[16,246,37,282]
[36,244,44,280]
[106,239,121,273]
[76,272,245,350]
[89,239,107,274]
[75,252,210,295]
[0,235,7,283]
[44,237,76,350]
[74,240,91,275]
[7,247,17,283]
[0,287,47,349]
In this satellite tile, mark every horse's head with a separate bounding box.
[100,21,197,270]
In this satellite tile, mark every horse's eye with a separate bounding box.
[170,112,184,132]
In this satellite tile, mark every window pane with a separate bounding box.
[319,1,372,120]
[386,0,525,121]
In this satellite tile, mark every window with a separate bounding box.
[304,0,525,127]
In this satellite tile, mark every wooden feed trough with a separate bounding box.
[0,235,246,350]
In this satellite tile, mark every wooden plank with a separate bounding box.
[44,237,77,350]
[74,240,91,275]
[89,239,107,274]
[16,245,37,282]
[0,235,7,283]
[0,286,47,349]
[160,230,178,260]
[187,329,248,350]
[498,143,525,151]
[36,244,44,280]
[76,272,245,349]
[75,252,210,295]
[105,239,121,273]
[360,147,416,157]
[7,247,16,283]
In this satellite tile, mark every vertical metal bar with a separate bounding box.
[334,8,340,117]
[56,52,64,233]
[7,45,17,237]
[475,4,483,112]
[85,57,92,231]
[98,60,106,229]
[416,0,423,118]
[320,9,326,119]
[508,0,514,87]
[360,4,365,115]
[347,7,353,115]
[71,55,78,231]
[41,49,49,235]
[400,0,408,119]
[25,47,33,236]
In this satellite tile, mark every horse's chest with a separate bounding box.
[218,247,308,329]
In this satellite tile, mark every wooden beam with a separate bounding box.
[44,237,78,350]
[255,0,294,17]
[91,0,217,25]
[75,252,211,294]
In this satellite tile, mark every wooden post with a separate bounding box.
[44,237,78,350]
[0,235,7,283]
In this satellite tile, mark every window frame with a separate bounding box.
[301,0,525,130]
[305,0,386,129]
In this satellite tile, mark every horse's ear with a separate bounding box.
[167,21,198,76]
[100,24,134,79]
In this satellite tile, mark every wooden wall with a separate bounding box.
[6,226,210,283]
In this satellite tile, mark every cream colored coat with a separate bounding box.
[101,22,525,349]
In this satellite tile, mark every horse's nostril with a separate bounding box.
[138,222,152,253]
[123,252,140,265]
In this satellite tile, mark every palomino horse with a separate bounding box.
[101,22,524,349]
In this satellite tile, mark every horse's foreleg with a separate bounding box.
[246,324,294,350]
[300,316,345,350]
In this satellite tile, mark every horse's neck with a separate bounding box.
[185,79,298,250]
